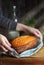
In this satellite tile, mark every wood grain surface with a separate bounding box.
[0,57,44,65]
[0,38,44,65]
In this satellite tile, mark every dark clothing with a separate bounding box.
[0,0,17,39]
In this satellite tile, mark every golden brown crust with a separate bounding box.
[11,35,39,54]
[16,39,38,53]
[11,36,37,48]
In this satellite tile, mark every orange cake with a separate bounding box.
[11,36,39,53]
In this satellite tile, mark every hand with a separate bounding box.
[0,34,14,52]
[16,23,43,39]
[27,27,43,39]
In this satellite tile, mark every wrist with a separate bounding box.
[16,23,33,32]
[16,23,25,31]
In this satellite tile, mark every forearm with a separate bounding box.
[16,23,31,32]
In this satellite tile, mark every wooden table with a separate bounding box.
[0,57,44,65]
[0,39,44,65]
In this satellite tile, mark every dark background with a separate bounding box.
[2,0,44,18]
[1,0,44,30]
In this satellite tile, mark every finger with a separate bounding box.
[33,31,42,39]
[35,29,43,39]
[30,28,43,39]
[5,39,11,46]
[36,30,41,35]
[4,36,11,46]
[0,45,8,52]
[5,40,11,47]
[35,33,40,37]
[2,39,14,52]
[35,29,42,35]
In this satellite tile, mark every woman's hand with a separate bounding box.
[27,27,43,39]
[0,34,14,52]
[16,23,42,39]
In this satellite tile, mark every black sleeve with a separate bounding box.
[0,15,17,31]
